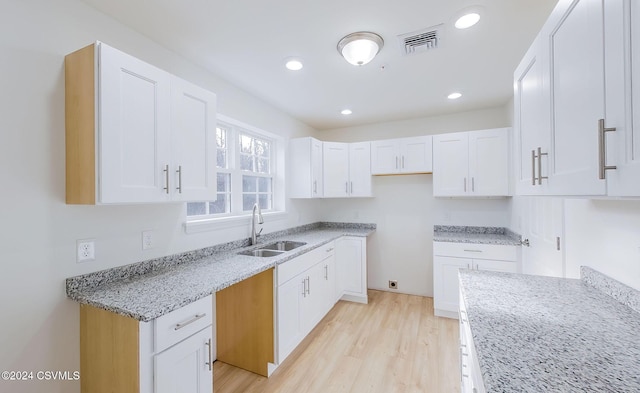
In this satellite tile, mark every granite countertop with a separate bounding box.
[434,225,521,245]
[459,268,640,392]
[66,222,375,322]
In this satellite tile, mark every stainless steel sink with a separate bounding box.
[238,249,285,257]
[238,240,307,257]
[260,241,307,252]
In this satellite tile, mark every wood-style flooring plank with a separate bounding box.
[213,290,459,393]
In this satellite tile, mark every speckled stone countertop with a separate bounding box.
[434,225,521,245]
[66,222,375,322]
[459,268,640,392]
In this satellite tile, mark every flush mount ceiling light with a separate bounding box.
[337,32,384,66]
[448,92,463,100]
[455,12,481,29]
[285,58,303,71]
[341,109,353,115]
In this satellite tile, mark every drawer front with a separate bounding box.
[434,242,517,261]
[155,295,213,353]
[277,242,335,286]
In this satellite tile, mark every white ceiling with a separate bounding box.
[81,0,558,130]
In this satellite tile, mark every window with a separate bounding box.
[186,116,282,223]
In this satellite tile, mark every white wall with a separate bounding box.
[319,107,513,297]
[0,1,320,391]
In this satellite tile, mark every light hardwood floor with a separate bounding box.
[214,290,460,393]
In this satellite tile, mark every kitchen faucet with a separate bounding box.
[251,203,264,245]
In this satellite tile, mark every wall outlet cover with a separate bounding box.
[77,239,95,263]
[142,230,154,250]
[389,280,398,289]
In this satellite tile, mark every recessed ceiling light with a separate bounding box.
[341,109,353,115]
[448,92,462,100]
[285,59,303,71]
[455,13,480,29]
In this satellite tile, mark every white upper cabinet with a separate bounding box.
[604,0,640,196]
[514,33,549,196]
[433,128,510,197]
[515,0,640,197]
[98,43,173,203]
[288,137,324,198]
[322,142,371,198]
[371,136,432,175]
[545,0,606,196]
[65,41,217,204]
[170,77,218,202]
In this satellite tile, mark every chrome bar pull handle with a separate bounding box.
[176,165,182,193]
[471,177,475,192]
[163,165,170,194]
[306,277,310,295]
[350,181,353,194]
[598,119,617,180]
[537,147,548,185]
[464,178,467,192]
[174,313,206,330]
[402,156,405,169]
[345,182,349,194]
[531,150,537,186]
[205,338,213,371]
[324,265,328,280]
[302,279,306,297]
[313,180,317,194]
[395,156,399,169]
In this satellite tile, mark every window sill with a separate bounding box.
[184,211,288,234]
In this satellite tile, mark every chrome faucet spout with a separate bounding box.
[251,203,264,245]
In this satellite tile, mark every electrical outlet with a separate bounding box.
[77,239,95,263]
[389,280,398,290]
[142,230,154,250]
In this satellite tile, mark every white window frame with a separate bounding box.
[184,114,287,233]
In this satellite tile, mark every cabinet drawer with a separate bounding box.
[155,295,213,353]
[434,242,517,261]
[277,242,335,286]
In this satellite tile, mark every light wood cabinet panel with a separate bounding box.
[216,268,274,377]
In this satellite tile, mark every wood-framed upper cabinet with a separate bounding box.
[370,136,432,175]
[543,0,607,196]
[65,41,217,204]
[604,0,640,196]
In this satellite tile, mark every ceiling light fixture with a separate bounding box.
[448,92,462,100]
[285,58,303,71]
[341,109,353,115]
[337,32,384,66]
[455,13,481,29]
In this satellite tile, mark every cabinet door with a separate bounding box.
[99,43,172,203]
[311,138,324,197]
[371,140,400,174]
[323,142,349,197]
[546,0,606,195]
[171,77,217,202]
[348,142,372,197]
[433,132,469,196]
[336,237,367,303]
[300,262,327,335]
[277,276,304,363]
[433,256,470,315]
[468,129,510,196]
[155,327,212,393]
[473,259,518,274]
[514,34,548,195]
[605,0,640,196]
[400,136,433,173]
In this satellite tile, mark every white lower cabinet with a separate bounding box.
[433,243,518,318]
[80,295,214,393]
[336,236,368,304]
[276,236,367,365]
[277,242,336,364]
[459,290,486,393]
[155,327,213,393]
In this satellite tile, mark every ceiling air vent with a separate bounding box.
[397,24,443,56]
